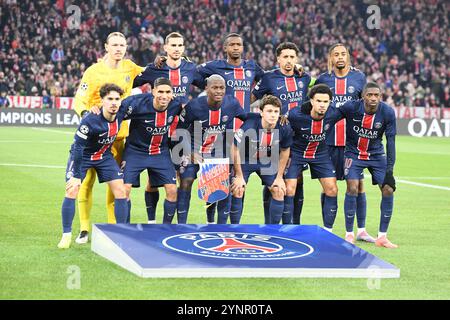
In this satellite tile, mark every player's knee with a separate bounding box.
[382,185,394,196]
[113,186,127,199]
[232,189,244,198]
[286,183,296,197]
[358,180,365,193]
[124,184,132,199]
[271,188,284,201]
[346,184,358,196]
[66,188,79,199]
[165,185,178,201]
[324,184,338,197]
[180,178,194,191]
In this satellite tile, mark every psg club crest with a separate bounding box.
[298,81,304,88]
[198,158,230,203]
[182,76,189,84]
[348,86,355,93]
[374,122,382,129]
[245,70,252,78]
[162,232,314,260]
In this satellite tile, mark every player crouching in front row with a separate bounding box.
[58,84,129,249]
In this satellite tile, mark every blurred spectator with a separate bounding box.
[0,91,10,108]
[0,0,448,108]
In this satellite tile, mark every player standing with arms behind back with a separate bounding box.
[334,83,398,248]
[316,43,374,243]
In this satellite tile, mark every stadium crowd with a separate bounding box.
[0,0,448,108]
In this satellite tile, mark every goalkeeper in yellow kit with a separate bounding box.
[73,32,144,244]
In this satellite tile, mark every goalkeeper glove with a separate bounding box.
[382,170,396,191]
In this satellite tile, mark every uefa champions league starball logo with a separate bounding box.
[162,232,314,260]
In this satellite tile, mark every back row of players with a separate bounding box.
[57,32,397,249]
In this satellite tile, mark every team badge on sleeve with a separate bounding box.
[80,125,89,134]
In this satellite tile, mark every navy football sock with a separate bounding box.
[269,198,284,224]
[282,196,294,224]
[293,184,304,224]
[114,198,128,224]
[61,197,75,233]
[206,202,217,223]
[177,189,191,224]
[262,186,271,223]
[217,197,230,224]
[144,191,159,221]
[230,196,243,224]
[379,195,394,233]
[126,199,131,223]
[344,193,357,232]
[323,195,338,229]
[356,192,367,228]
[163,199,177,224]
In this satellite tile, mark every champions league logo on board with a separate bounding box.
[162,232,314,260]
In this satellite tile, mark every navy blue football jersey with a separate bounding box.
[133,60,203,104]
[253,69,311,115]
[178,95,246,157]
[121,93,183,156]
[316,68,366,146]
[196,59,264,112]
[234,113,293,163]
[334,100,396,160]
[288,106,338,160]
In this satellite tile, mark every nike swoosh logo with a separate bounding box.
[172,178,177,181]
[118,173,123,176]
[145,120,154,123]
[301,127,310,130]
[199,120,208,123]
[277,86,284,90]
[99,132,108,136]
[224,71,233,75]
[353,118,362,122]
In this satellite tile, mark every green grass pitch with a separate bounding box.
[0,126,449,299]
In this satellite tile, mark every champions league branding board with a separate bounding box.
[91,224,400,278]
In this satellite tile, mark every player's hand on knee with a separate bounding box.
[231,176,246,193]
[382,170,396,192]
[66,177,81,193]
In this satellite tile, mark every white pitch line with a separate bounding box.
[397,179,450,191]
[31,127,74,135]
[0,163,65,169]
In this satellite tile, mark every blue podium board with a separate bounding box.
[91,224,400,278]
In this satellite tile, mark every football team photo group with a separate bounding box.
[1,0,449,302]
